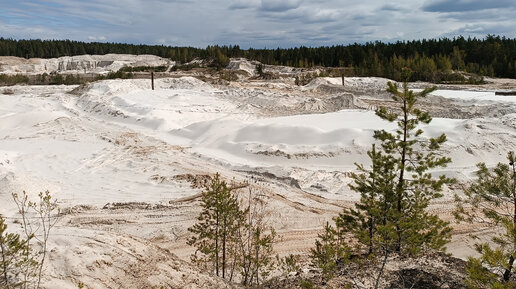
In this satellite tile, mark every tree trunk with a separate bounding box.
[503,255,515,282]
[505,161,516,282]
[254,233,260,285]
[395,97,408,253]
[222,217,226,279]
[374,249,389,289]
[1,241,9,286]
[369,144,376,255]
[215,211,219,277]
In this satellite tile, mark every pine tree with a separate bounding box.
[373,68,453,254]
[455,152,516,288]
[338,68,453,255]
[188,176,277,285]
[237,188,277,286]
[310,222,350,279]
[187,173,242,279]
[312,68,454,283]
[336,144,397,256]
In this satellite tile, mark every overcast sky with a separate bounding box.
[1,0,515,48]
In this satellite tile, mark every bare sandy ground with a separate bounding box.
[1,57,516,288]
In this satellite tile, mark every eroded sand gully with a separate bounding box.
[1,60,516,287]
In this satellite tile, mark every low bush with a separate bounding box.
[119,65,168,73]
[0,74,29,86]
[95,71,133,80]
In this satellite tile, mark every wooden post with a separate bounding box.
[151,71,154,90]
[341,73,345,86]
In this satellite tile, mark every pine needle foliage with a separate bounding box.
[310,222,351,279]
[188,174,277,285]
[237,188,277,286]
[455,152,516,288]
[311,68,454,284]
[363,67,453,254]
[0,217,31,288]
[187,173,242,279]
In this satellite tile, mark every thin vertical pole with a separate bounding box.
[151,71,154,90]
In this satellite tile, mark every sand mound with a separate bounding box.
[303,77,337,89]
[171,109,516,177]
[159,77,213,90]
[227,58,256,76]
[78,77,212,96]
[76,78,232,131]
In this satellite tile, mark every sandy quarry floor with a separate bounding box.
[1,63,516,287]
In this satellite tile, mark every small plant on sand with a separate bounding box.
[276,254,301,276]
[10,191,60,289]
[1,191,59,288]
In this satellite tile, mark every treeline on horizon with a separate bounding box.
[1,35,515,82]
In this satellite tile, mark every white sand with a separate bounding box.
[1,73,516,288]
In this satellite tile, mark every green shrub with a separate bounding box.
[170,63,201,71]
[119,65,167,72]
[0,74,29,86]
[95,71,133,80]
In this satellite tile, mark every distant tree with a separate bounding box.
[255,64,264,77]
[208,48,229,70]
[451,46,466,71]
[455,152,516,288]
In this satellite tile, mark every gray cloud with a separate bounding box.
[433,7,516,22]
[380,4,402,11]
[1,0,516,48]
[229,0,259,10]
[259,0,302,12]
[423,0,515,12]
[258,6,340,24]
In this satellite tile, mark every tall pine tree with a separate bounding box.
[312,68,454,284]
